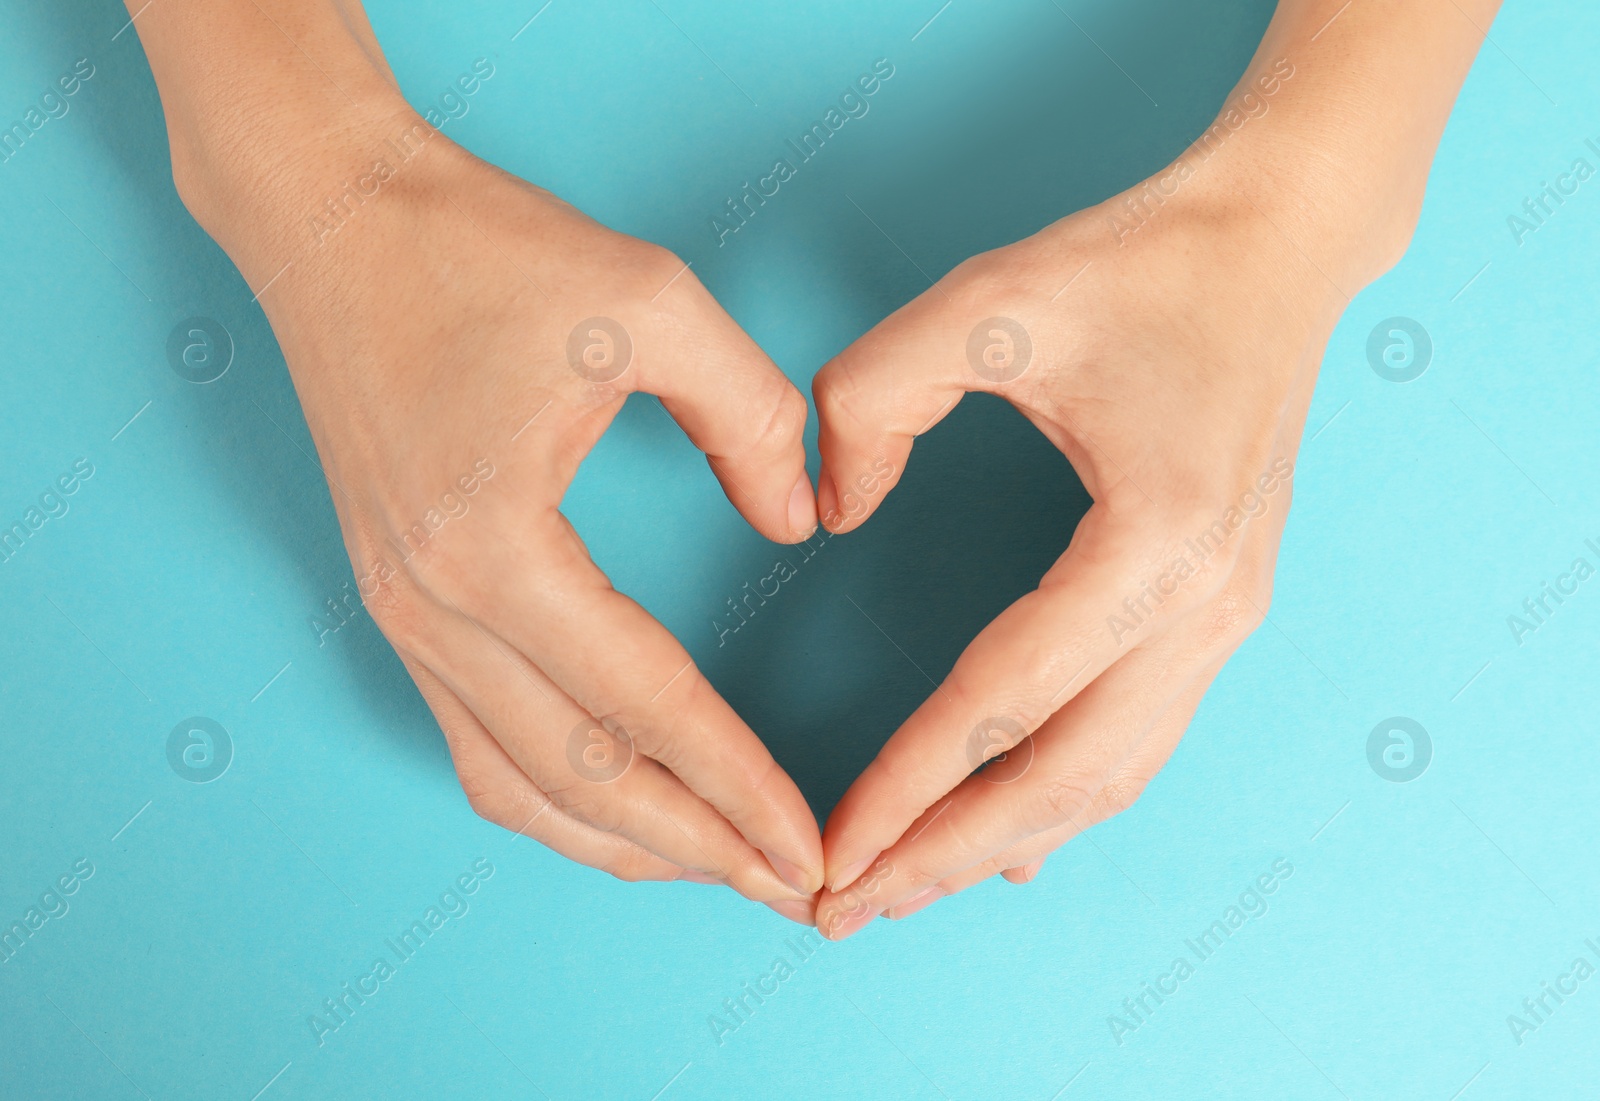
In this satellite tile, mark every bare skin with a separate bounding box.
[812,0,1502,937]
[130,0,825,921]
[126,0,1500,935]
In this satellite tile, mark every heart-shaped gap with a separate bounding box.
[701,393,1090,820]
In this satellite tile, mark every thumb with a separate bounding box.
[814,295,1029,533]
[637,291,817,545]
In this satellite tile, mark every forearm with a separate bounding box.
[1169,0,1501,289]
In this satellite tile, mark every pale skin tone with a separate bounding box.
[133,0,826,922]
[813,0,1503,936]
[127,0,1497,934]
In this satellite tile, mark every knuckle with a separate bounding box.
[459,776,534,836]
[1093,773,1152,821]
[899,845,955,890]
[1096,507,1242,637]
[859,751,916,808]
[541,774,623,834]
[759,383,809,453]
[931,814,986,870]
[400,538,469,599]
[361,578,430,653]
[631,243,693,301]
[1162,503,1246,586]
[1155,454,1294,581]
[405,507,552,620]
[730,382,808,468]
[947,245,1025,305]
[633,670,716,774]
[460,780,501,825]
[964,714,1030,770]
[812,356,861,426]
[954,682,1047,743]
[342,530,429,645]
[629,718,688,775]
[595,849,663,884]
[379,504,484,596]
[946,668,1045,739]
[1033,772,1099,831]
[898,861,942,892]
[1200,581,1268,652]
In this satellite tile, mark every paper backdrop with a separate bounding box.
[1,1,1597,1097]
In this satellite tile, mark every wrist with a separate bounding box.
[1216,118,1425,290]
[167,79,420,239]
[1095,125,1419,315]
[1156,5,1486,295]
[132,0,414,254]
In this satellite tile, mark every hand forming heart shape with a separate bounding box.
[174,42,1405,937]
[807,186,1345,937]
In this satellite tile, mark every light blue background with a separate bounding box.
[3,1,1598,1098]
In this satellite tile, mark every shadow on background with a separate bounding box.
[25,0,1276,814]
[687,0,1278,820]
[700,395,1089,818]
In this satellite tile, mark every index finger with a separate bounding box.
[449,493,825,895]
[823,503,1215,891]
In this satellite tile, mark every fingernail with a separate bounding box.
[819,904,877,942]
[764,899,815,926]
[788,474,817,539]
[678,870,722,885]
[765,853,819,896]
[829,856,875,893]
[887,887,944,920]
